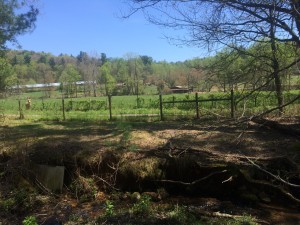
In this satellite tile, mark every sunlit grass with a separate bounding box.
[1,90,299,121]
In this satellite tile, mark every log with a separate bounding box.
[251,117,300,137]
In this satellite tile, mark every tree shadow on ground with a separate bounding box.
[1,118,299,165]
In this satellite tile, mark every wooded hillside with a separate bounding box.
[2,42,300,99]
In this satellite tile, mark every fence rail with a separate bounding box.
[4,89,299,121]
[159,90,235,120]
[8,91,235,121]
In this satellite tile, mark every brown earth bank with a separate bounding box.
[0,117,300,224]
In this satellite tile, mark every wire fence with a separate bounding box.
[1,90,300,121]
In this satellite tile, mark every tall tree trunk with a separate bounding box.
[270,9,283,115]
[292,1,300,44]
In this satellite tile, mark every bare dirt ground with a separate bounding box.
[0,117,300,224]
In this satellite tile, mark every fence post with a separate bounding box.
[62,96,66,121]
[159,94,164,121]
[195,92,199,119]
[230,89,234,119]
[108,95,112,121]
[42,97,45,110]
[18,99,24,119]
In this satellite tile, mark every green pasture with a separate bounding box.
[1,90,299,121]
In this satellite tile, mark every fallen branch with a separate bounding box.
[245,157,300,188]
[251,117,300,137]
[155,170,227,186]
[240,168,300,204]
[237,95,300,125]
[188,207,270,225]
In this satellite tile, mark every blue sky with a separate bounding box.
[9,0,206,62]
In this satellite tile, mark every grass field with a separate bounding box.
[1,89,299,121]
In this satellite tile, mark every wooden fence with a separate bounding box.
[159,90,235,121]
[102,91,234,121]
[15,91,235,121]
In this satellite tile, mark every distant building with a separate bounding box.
[169,86,192,93]
[12,82,60,89]
[11,81,96,90]
[116,82,126,87]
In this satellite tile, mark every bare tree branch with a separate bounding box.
[156,169,227,186]
[245,157,300,188]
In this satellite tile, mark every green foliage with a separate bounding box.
[0,0,39,50]
[0,189,32,213]
[22,216,38,225]
[168,205,195,224]
[24,54,31,64]
[4,73,18,91]
[203,214,258,225]
[0,57,13,91]
[99,62,116,95]
[0,198,16,212]
[233,215,258,225]
[131,194,152,215]
[59,64,81,98]
[65,100,106,111]
[105,200,115,217]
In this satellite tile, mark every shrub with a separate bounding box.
[22,216,38,225]
[131,194,152,215]
[105,200,115,217]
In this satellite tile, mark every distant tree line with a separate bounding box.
[1,45,300,99]
[1,50,206,97]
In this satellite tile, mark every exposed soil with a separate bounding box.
[0,117,300,224]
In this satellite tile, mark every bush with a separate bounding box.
[22,216,38,225]
[131,195,152,215]
[105,200,115,217]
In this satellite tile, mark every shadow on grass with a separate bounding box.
[1,120,118,141]
[2,117,299,163]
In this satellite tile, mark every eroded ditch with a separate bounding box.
[19,142,300,224]
[28,143,300,202]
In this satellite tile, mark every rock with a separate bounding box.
[131,192,141,202]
